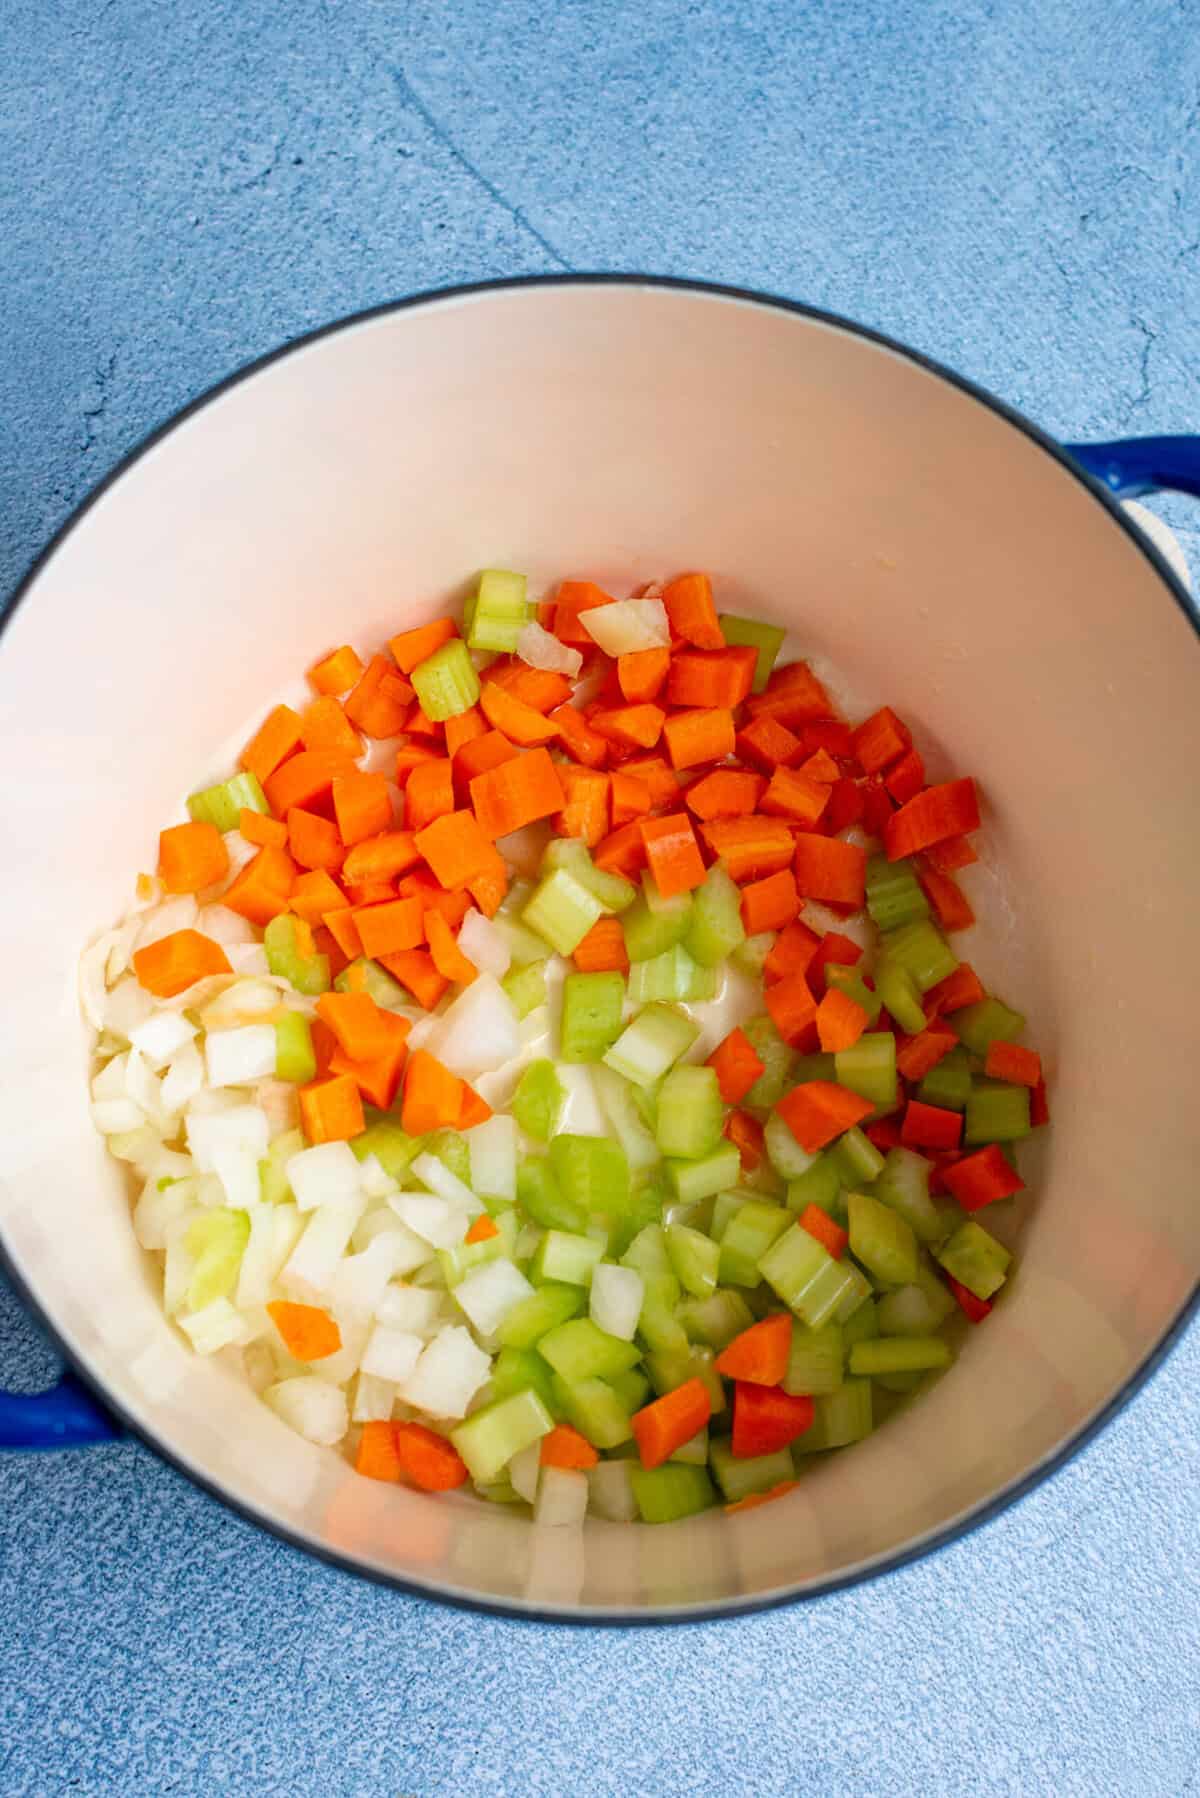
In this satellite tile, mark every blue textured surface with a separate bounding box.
[2,1,1198,1791]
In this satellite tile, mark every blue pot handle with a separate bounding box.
[1065,435,1200,501]
[0,1373,121,1449]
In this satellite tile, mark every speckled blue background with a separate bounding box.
[2,2,1198,1791]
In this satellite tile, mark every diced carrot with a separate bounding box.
[707,1027,767,1105]
[222,843,297,925]
[943,1143,1025,1212]
[457,1081,492,1129]
[724,1108,765,1172]
[464,1213,500,1245]
[639,812,706,897]
[620,756,680,809]
[724,1480,800,1515]
[745,661,832,727]
[424,908,477,985]
[859,775,895,839]
[925,963,986,1015]
[590,704,666,751]
[344,654,414,738]
[615,647,670,704]
[798,1203,848,1259]
[311,923,349,980]
[776,1080,874,1153]
[792,836,867,907]
[266,1300,342,1361]
[413,809,494,889]
[327,1032,407,1109]
[539,1423,599,1471]
[816,986,868,1052]
[356,1419,405,1483]
[315,990,403,1061]
[442,706,487,761]
[321,907,363,961]
[308,645,365,696]
[404,703,442,740]
[300,696,364,759]
[901,1099,963,1151]
[918,864,976,932]
[488,661,574,714]
[714,1312,792,1385]
[736,714,804,772]
[806,930,863,996]
[326,772,390,849]
[240,704,304,785]
[400,1049,463,1134]
[851,706,912,774]
[763,919,821,984]
[802,720,855,760]
[895,1018,958,1081]
[287,807,345,873]
[388,616,458,673]
[593,821,649,879]
[344,879,397,907]
[378,948,449,1011]
[662,706,736,771]
[394,742,445,789]
[685,769,766,821]
[548,702,609,768]
[825,777,865,835]
[740,868,801,934]
[552,579,613,646]
[631,1377,712,1469]
[661,572,724,649]
[698,817,794,883]
[403,759,455,834]
[339,830,419,886]
[392,1421,471,1490]
[572,916,630,974]
[420,887,473,931]
[885,778,981,861]
[667,646,757,709]
[157,821,229,894]
[353,897,425,958]
[760,766,832,828]
[288,868,347,922]
[239,808,288,848]
[132,928,231,998]
[985,1041,1042,1087]
[608,769,651,829]
[479,681,559,747]
[764,970,819,1051]
[924,834,978,874]
[551,766,610,846]
[798,748,841,786]
[452,734,519,811]
[263,749,358,818]
[469,746,565,843]
[466,841,509,917]
[298,1072,365,1143]
[731,1382,814,1457]
[885,746,926,805]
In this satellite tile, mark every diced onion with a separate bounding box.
[422,974,519,1080]
[352,1372,397,1423]
[375,1282,443,1333]
[467,1114,517,1203]
[457,909,512,979]
[453,1258,534,1337]
[134,895,199,952]
[186,1105,271,1171]
[516,621,583,678]
[286,1141,363,1213]
[360,1323,423,1382]
[388,1191,467,1250]
[588,1261,644,1342]
[508,1440,541,1505]
[409,1152,480,1214]
[534,1465,589,1527]
[129,1011,197,1070]
[400,1325,491,1419]
[280,1192,368,1299]
[205,1024,277,1087]
[178,1297,253,1356]
[580,597,669,656]
[264,1375,349,1445]
[160,1041,205,1113]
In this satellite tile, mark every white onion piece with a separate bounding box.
[400,1325,491,1419]
[467,1114,517,1203]
[161,1041,205,1113]
[133,1176,197,1251]
[211,1144,261,1211]
[280,1191,367,1299]
[352,1372,397,1423]
[105,916,143,986]
[103,977,156,1041]
[329,1233,418,1316]
[253,1077,300,1137]
[92,1052,130,1102]
[453,1258,534,1337]
[587,1459,638,1522]
[264,1376,348,1445]
[205,1024,277,1087]
[130,1012,197,1070]
[179,1298,254,1356]
[286,1141,362,1213]
[422,973,518,1079]
[91,1098,147,1135]
[227,944,272,977]
[376,1282,443,1333]
[123,1048,170,1131]
[581,597,669,655]
[195,903,258,946]
[236,1203,304,1308]
[200,979,282,1028]
[134,895,199,952]
[410,1151,479,1214]
[589,1261,644,1342]
[358,1153,399,1201]
[516,620,583,677]
[186,1105,271,1172]
[360,1323,423,1382]
[79,932,118,1029]
[535,1465,589,1527]
[458,909,512,979]
[388,1192,467,1250]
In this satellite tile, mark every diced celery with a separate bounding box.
[621,884,694,962]
[866,854,930,931]
[665,1141,742,1205]
[684,865,746,967]
[764,1111,820,1181]
[263,915,331,995]
[511,1059,565,1143]
[823,964,883,1025]
[872,1147,948,1245]
[834,1033,898,1110]
[832,1261,874,1325]
[422,1130,472,1186]
[603,1003,698,1086]
[783,1320,844,1396]
[496,1281,584,1348]
[882,919,958,993]
[334,957,410,1010]
[465,568,530,655]
[656,1066,724,1161]
[793,1378,873,1452]
[489,1345,561,1417]
[964,1081,1032,1145]
[644,1344,725,1414]
[631,1462,717,1523]
[710,1440,795,1503]
[953,996,1027,1057]
[717,613,785,692]
[873,960,927,1035]
[523,868,604,956]
[531,1228,605,1287]
[676,1287,755,1350]
[935,1219,1011,1299]
[719,1200,790,1287]
[560,971,627,1063]
[273,1013,315,1084]
[592,1067,663,1177]
[549,1134,631,1216]
[551,1372,633,1448]
[187,771,269,833]
[517,1158,587,1233]
[731,931,775,978]
[759,1225,860,1328]
[451,1387,553,1484]
[259,1127,305,1204]
[542,838,637,914]
[184,1208,250,1311]
[412,635,481,720]
[847,1190,919,1286]
[849,1336,952,1376]
[918,1046,972,1112]
[665,1223,721,1298]
[826,1125,885,1188]
[670,1426,710,1466]
[608,1366,652,1414]
[741,1015,795,1110]
[710,1189,746,1241]
[627,944,717,1004]
[621,1222,674,1283]
[501,960,548,1020]
[638,1291,690,1358]
[439,1211,517,1285]
[876,1264,956,1336]
[841,1295,879,1348]
[496,909,552,969]
[538,1317,641,1382]
[785,1155,843,1216]
[350,1118,422,1180]
[629,1078,661,1132]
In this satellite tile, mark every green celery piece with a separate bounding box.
[665,1141,742,1205]
[475,1481,523,1506]
[656,1066,724,1160]
[669,1426,709,1466]
[259,1127,304,1204]
[187,771,269,833]
[522,868,603,956]
[542,838,637,913]
[872,1147,948,1245]
[717,613,785,692]
[423,1130,471,1186]
[834,1032,898,1110]
[918,1046,972,1112]
[731,931,775,978]
[965,1081,1032,1145]
[451,1387,553,1484]
[875,1370,923,1394]
[709,1440,794,1503]
[495,1281,583,1348]
[764,1111,820,1181]
[631,1462,717,1523]
[489,1345,561,1418]
[440,1223,514,1287]
[873,960,927,1035]
[644,1344,725,1415]
[549,1133,631,1215]
[824,963,883,1025]
[350,1118,422,1179]
[495,910,552,969]
[608,1366,652,1414]
[334,957,410,1009]
[849,1336,953,1376]
[274,1013,316,1084]
[866,855,930,931]
[785,1155,842,1216]
[881,919,958,993]
[876,1263,956,1336]
[621,882,693,962]
[627,944,717,1005]
[638,1291,690,1357]
[592,1067,663,1178]
[560,971,627,1063]
[783,1320,844,1396]
[629,1077,661,1132]
[517,1158,587,1233]
[953,997,1026,1057]
[602,1003,698,1086]
[758,1224,859,1328]
[665,1223,721,1297]
[847,1190,919,1286]
[551,1372,633,1448]
[832,1261,874,1325]
[935,1219,1012,1299]
[719,1200,790,1287]
[263,915,330,995]
[684,864,746,967]
[793,1378,874,1452]
[511,1060,565,1142]
[465,569,530,654]
[531,1228,605,1287]
[741,1015,796,1110]
[841,1296,879,1348]
[676,1287,755,1351]
[710,1189,747,1241]
[501,961,548,1020]
[826,1125,885,1188]
[184,1208,250,1311]
[412,636,481,719]
[620,1222,674,1283]
[537,1317,641,1382]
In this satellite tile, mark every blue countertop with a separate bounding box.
[2,2,1197,1790]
